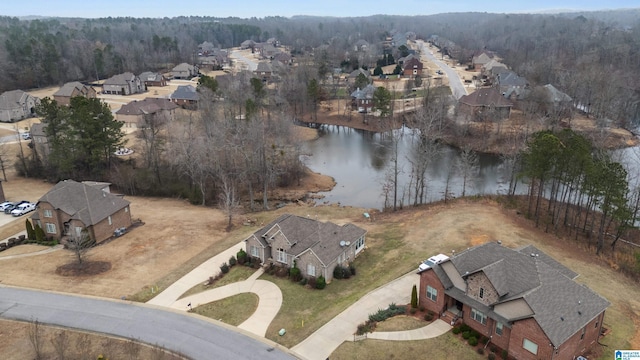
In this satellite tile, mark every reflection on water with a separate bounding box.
[302,125,523,210]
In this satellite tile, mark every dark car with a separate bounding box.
[4,200,29,214]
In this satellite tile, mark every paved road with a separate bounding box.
[230,50,258,71]
[0,286,297,360]
[418,40,468,100]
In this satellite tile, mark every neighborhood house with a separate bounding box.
[115,97,178,127]
[244,214,367,282]
[32,180,132,244]
[418,242,609,360]
[0,90,39,123]
[102,72,145,95]
[53,82,97,106]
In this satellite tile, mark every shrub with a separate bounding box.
[236,248,247,265]
[488,353,496,360]
[333,265,352,279]
[276,266,289,277]
[368,303,407,322]
[468,336,478,346]
[490,345,497,353]
[419,305,425,312]
[220,262,230,274]
[452,326,462,335]
[289,266,302,282]
[25,219,35,240]
[481,336,490,345]
[316,276,326,289]
[502,350,508,360]
[411,285,418,308]
[477,348,484,355]
[307,277,317,288]
[298,277,307,286]
[462,331,471,340]
[34,224,45,243]
[228,255,237,266]
[459,324,471,333]
[424,313,433,321]
[409,307,417,315]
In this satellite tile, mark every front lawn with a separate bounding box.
[190,293,258,326]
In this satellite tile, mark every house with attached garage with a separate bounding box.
[0,90,39,122]
[171,63,198,79]
[418,242,609,360]
[115,97,178,127]
[53,82,97,106]
[32,180,132,244]
[102,72,144,95]
[244,214,367,282]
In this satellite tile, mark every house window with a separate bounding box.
[75,227,82,237]
[356,236,365,251]
[108,216,112,225]
[45,223,56,234]
[43,209,53,218]
[495,322,503,336]
[580,326,586,340]
[276,248,287,263]
[523,339,538,355]
[471,308,487,325]
[307,264,316,277]
[426,285,437,302]
[250,245,259,257]
[125,207,129,213]
[479,287,485,299]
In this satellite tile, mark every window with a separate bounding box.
[307,264,316,277]
[43,209,53,218]
[523,339,538,355]
[250,245,259,257]
[495,322,503,336]
[471,308,487,325]
[355,237,365,252]
[45,223,56,234]
[426,285,437,302]
[75,227,83,237]
[276,248,287,263]
[479,287,485,299]
[580,326,586,340]
[125,207,129,213]
[108,216,112,225]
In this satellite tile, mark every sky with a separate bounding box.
[0,0,636,19]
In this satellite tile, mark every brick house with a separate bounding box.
[0,90,39,123]
[418,242,609,360]
[53,82,97,106]
[171,63,198,79]
[115,97,178,127]
[139,72,168,87]
[458,87,513,121]
[402,58,424,77]
[350,84,376,113]
[32,180,132,244]
[244,214,366,282]
[170,85,198,108]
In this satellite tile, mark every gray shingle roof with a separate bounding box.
[255,62,273,73]
[104,72,136,86]
[248,214,366,266]
[497,71,528,87]
[170,85,198,101]
[348,68,371,79]
[543,84,572,103]
[433,242,609,347]
[139,72,165,83]
[116,97,178,116]
[0,90,30,110]
[38,180,130,226]
[350,84,376,100]
[459,88,513,107]
[53,82,88,97]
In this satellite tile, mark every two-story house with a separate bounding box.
[53,82,97,106]
[0,90,39,122]
[419,242,609,360]
[102,72,144,95]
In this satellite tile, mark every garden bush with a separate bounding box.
[477,348,484,355]
[481,336,490,345]
[459,324,471,332]
[502,350,508,359]
[333,265,351,279]
[276,266,289,277]
[220,262,230,274]
[424,313,433,321]
[229,255,237,266]
[488,353,496,360]
[409,307,417,315]
[236,249,247,265]
[411,285,418,308]
[368,303,406,322]
[289,265,302,282]
[462,331,471,340]
[298,277,307,286]
[316,276,326,289]
[468,336,478,346]
[307,277,317,288]
[452,326,462,335]
[419,305,425,312]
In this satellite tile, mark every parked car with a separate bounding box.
[4,200,29,214]
[0,201,15,211]
[21,132,31,140]
[11,202,36,216]
[418,253,449,271]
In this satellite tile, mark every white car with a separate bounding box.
[0,201,14,211]
[418,253,449,271]
[11,203,36,217]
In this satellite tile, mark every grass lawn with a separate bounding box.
[179,265,257,299]
[190,293,258,326]
[331,332,483,360]
[373,315,428,332]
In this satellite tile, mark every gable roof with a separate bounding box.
[115,97,178,116]
[350,84,376,100]
[53,82,92,97]
[431,242,609,347]
[255,62,273,73]
[38,179,130,226]
[0,90,32,110]
[543,84,572,103]
[497,71,527,87]
[349,68,371,79]
[104,72,136,86]
[247,214,366,265]
[170,85,198,101]
[403,58,423,71]
[172,63,196,72]
[139,72,165,83]
[459,88,513,107]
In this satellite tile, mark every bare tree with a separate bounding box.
[0,139,12,181]
[51,330,69,360]
[28,318,43,360]
[456,145,479,197]
[218,174,241,231]
[66,231,94,267]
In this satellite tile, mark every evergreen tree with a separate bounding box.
[25,219,35,241]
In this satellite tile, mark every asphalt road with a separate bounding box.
[418,41,468,100]
[230,50,258,71]
[0,286,297,360]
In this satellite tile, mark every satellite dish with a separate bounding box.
[345,241,351,246]
[340,241,346,247]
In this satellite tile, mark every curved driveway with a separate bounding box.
[0,286,296,360]
[418,40,468,100]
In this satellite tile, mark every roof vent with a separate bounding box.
[340,241,346,247]
[345,241,351,246]
[497,240,502,245]
[530,253,535,257]
[560,317,564,321]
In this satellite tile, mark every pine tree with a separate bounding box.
[25,219,35,240]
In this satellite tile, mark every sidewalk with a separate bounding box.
[147,240,246,307]
[291,271,422,360]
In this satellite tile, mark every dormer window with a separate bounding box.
[479,287,485,299]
